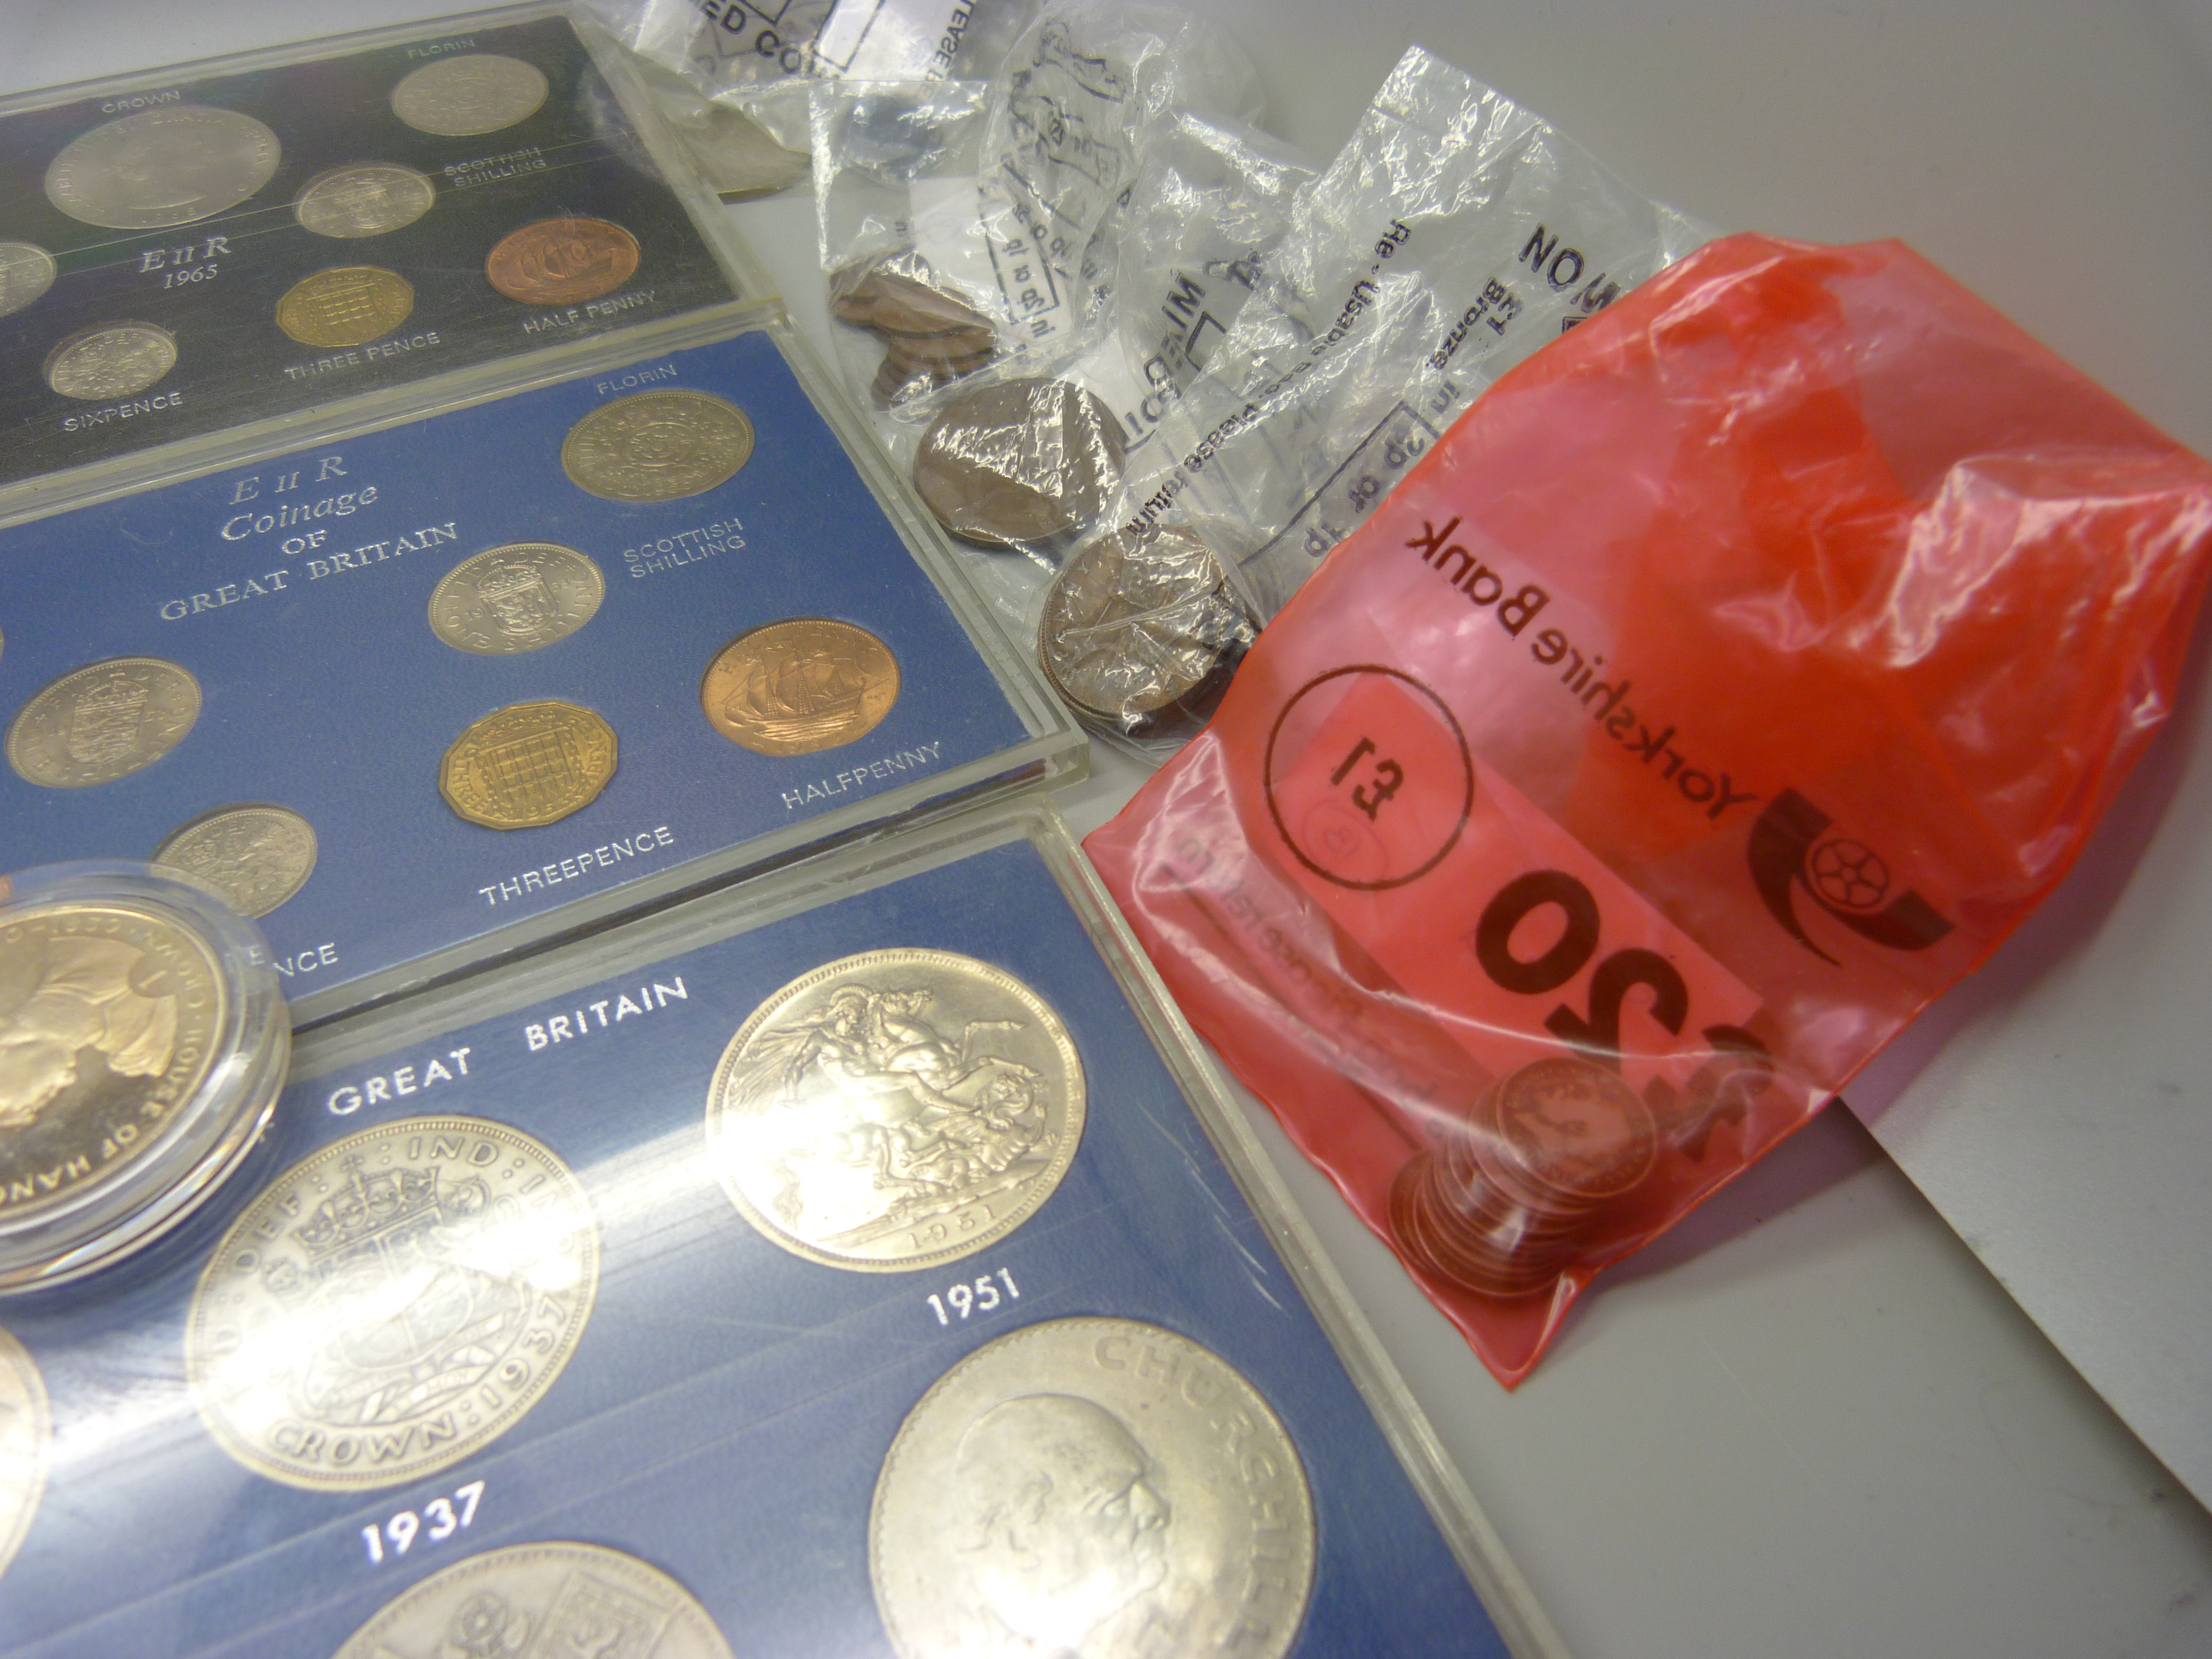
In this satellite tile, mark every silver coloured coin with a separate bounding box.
[391,54,550,138]
[706,950,1084,1272]
[44,105,280,229]
[0,244,57,321]
[154,804,318,920]
[7,656,199,788]
[293,161,436,238]
[331,1540,736,1659]
[44,323,177,402]
[873,1317,1316,1659]
[0,1328,48,1584]
[429,543,604,655]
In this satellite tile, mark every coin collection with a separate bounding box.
[832,256,1001,408]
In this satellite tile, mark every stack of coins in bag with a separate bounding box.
[1390,1056,1658,1298]
[832,257,997,407]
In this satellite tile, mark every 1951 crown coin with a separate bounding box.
[486,217,639,307]
[154,804,318,920]
[294,162,436,239]
[7,657,199,788]
[439,700,617,830]
[188,1116,599,1492]
[701,619,898,756]
[0,244,56,321]
[391,53,550,137]
[429,543,604,656]
[44,105,280,229]
[0,1329,47,1584]
[275,267,414,348]
[560,390,754,502]
[42,323,176,402]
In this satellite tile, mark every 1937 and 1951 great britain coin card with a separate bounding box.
[0,5,748,498]
[0,814,1522,1657]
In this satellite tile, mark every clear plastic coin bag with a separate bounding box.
[1086,233,2212,1384]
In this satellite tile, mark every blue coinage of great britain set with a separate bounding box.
[0,325,1060,1023]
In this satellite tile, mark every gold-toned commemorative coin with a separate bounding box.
[43,322,176,402]
[486,216,640,307]
[188,1116,599,1493]
[439,700,617,831]
[154,804,318,920]
[560,390,754,503]
[44,105,280,229]
[700,618,899,756]
[706,949,1084,1272]
[0,243,56,321]
[332,1541,735,1659]
[275,266,415,348]
[0,1328,48,1584]
[429,543,604,656]
[293,162,436,239]
[391,53,551,138]
[871,1317,1316,1659]
[8,656,199,788]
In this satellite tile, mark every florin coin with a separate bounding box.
[331,1540,735,1659]
[154,804,318,920]
[439,700,617,830]
[43,323,176,401]
[188,1116,599,1493]
[706,949,1084,1272]
[700,619,899,756]
[7,656,199,788]
[485,217,640,306]
[44,105,280,229]
[0,243,57,321]
[0,900,226,1229]
[293,162,436,238]
[872,1317,1315,1659]
[390,53,550,138]
[0,1329,48,1583]
[560,391,754,502]
[912,378,1126,550]
[429,544,604,656]
[275,266,415,348]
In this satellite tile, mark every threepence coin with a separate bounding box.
[0,1329,48,1583]
[430,544,604,656]
[912,377,1126,550]
[154,804,318,920]
[43,323,176,402]
[294,162,436,239]
[485,217,640,307]
[390,53,551,138]
[439,700,618,830]
[275,267,414,348]
[188,1116,599,1493]
[706,949,1084,1272]
[0,900,226,1230]
[560,391,754,502]
[700,619,899,756]
[8,657,199,788]
[0,244,57,321]
[331,1540,735,1659]
[871,1317,1315,1659]
[44,105,280,229]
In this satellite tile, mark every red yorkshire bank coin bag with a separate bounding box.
[1084,233,2212,1385]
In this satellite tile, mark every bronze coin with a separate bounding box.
[911,377,1126,550]
[486,217,640,306]
[700,619,899,757]
[1486,1056,1660,1204]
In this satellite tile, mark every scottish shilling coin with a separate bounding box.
[872,1317,1315,1659]
[700,619,899,756]
[0,900,225,1229]
[560,391,754,503]
[439,700,618,830]
[0,244,57,321]
[332,1541,734,1659]
[188,1116,598,1492]
[43,322,176,401]
[275,266,415,348]
[912,378,1126,550]
[706,950,1084,1272]
[392,53,551,137]
[44,105,280,229]
[430,544,604,656]
[294,162,436,239]
[486,217,640,307]
[1038,528,1255,737]
[0,1329,47,1581]
[154,804,318,920]
[8,657,199,788]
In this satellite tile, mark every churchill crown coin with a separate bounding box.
[8,657,199,788]
[706,950,1084,1271]
[0,1329,48,1583]
[43,323,176,402]
[154,804,318,920]
[391,53,550,137]
[0,244,57,321]
[700,619,899,756]
[560,391,754,502]
[871,1317,1315,1659]
[430,544,604,656]
[44,105,280,229]
[294,162,436,239]
[439,700,618,830]
[188,1116,599,1492]
[275,267,415,348]
[486,217,640,306]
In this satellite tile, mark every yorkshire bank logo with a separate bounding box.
[1747,790,1954,965]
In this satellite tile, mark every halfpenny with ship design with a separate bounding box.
[486,217,640,307]
[700,619,899,756]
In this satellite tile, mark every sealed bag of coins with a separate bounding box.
[1085,233,2212,1384]
[0,861,287,1292]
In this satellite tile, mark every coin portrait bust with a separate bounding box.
[0,937,175,1129]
